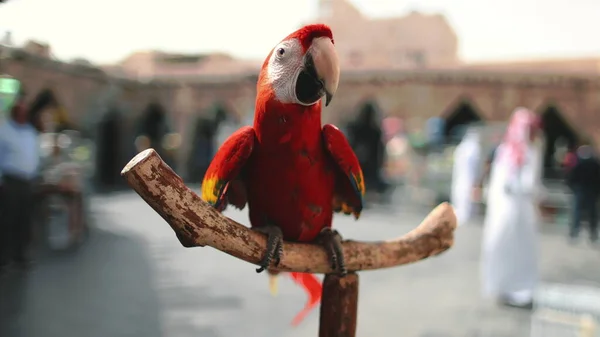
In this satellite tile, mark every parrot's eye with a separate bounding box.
[276,48,286,57]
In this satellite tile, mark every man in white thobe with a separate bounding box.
[451,127,482,226]
[481,107,544,308]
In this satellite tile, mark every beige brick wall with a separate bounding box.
[4,52,600,172]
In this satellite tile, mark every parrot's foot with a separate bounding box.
[317,228,347,276]
[254,225,284,274]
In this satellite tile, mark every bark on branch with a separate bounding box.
[121,149,457,273]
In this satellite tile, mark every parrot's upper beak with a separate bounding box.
[295,37,340,107]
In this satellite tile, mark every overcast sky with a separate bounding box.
[1,0,599,64]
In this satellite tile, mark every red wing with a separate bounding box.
[322,124,365,219]
[200,126,255,212]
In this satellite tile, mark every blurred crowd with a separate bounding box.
[451,107,599,309]
[0,80,93,276]
[339,103,600,310]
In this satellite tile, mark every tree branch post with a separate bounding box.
[121,149,457,337]
[319,273,359,337]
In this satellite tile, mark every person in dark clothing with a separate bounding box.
[346,103,387,195]
[566,141,600,242]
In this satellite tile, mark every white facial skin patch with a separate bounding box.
[266,39,316,106]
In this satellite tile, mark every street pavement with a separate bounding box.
[1,191,599,337]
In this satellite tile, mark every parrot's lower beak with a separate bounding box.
[295,37,340,107]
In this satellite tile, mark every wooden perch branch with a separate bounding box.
[121,149,457,274]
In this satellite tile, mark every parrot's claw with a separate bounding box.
[254,225,284,274]
[317,228,347,276]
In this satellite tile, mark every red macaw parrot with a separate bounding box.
[200,24,365,325]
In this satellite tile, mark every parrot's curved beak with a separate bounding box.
[310,37,340,106]
[295,37,340,107]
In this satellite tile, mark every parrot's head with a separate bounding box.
[257,24,340,108]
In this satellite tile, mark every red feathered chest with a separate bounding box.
[243,101,336,242]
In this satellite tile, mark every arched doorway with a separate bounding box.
[96,108,122,189]
[140,102,169,149]
[137,102,176,168]
[540,106,578,179]
[443,101,482,143]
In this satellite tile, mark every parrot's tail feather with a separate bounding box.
[291,302,319,327]
[288,272,323,326]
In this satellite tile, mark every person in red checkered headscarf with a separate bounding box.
[498,108,543,172]
[480,107,545,309]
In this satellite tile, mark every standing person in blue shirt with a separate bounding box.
[0,93,41,273]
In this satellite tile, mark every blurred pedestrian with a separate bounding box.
[41,134,86,248]
[566,140,600,243]
[481,108,544,309]
[451,126,482,226]
[346,103,388,196]
[382,117,411,184]
[0,96,41,272]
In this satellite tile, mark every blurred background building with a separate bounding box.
[1,0,598,188]
[3,1,600,336]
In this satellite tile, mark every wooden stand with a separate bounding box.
[120,149,457,336]
[319,273,359,337]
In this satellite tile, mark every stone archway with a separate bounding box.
[540,105,579,179]
[137,101,178,169]
[96,107,123,189]
[139,102,169,149]
[442,101,483,143]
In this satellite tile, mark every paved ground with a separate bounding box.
[1,192,599,337]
